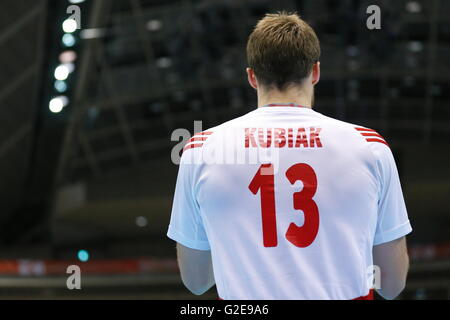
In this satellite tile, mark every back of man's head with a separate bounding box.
[246,12,321,91]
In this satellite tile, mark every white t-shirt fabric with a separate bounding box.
[167,103,412,300]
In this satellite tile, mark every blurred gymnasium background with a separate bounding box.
[0,0,449,299]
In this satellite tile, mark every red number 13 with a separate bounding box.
[248,163,319,248]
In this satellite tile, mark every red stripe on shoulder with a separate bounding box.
[182,143,203,152]
[195,131,213,136]
[188,136,208,143]
[182,131,214,153]
[365,138,390,147]
[355,127,389,147]
[360,132,385,139]
[355,127,377,132]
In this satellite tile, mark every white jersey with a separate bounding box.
[167,103,412,300]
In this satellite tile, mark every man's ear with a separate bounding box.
[246,67,258,90]
[312,62,320,86]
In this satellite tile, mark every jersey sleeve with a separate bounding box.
[370,142,412,245]
[167,151,210,250]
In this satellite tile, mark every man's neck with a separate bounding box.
[257,88,313,109]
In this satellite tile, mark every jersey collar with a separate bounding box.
[260,103,310,108]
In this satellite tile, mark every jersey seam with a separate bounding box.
[376,219,411,234]
[374,220,412,245]
[363,132,387,238]
[167,225,210,250]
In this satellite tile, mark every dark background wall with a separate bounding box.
[0,0,448,299]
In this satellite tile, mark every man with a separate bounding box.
[167,12,412,300]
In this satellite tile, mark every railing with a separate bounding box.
[0,246,448,299]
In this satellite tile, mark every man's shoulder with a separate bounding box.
[316,113,361,131]
[181,110,255,155]
[319,114,390,147]
[198,110,256,137]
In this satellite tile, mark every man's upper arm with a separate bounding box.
[373,236,408,265]
[373,236,409,299]
[176,243,214,295]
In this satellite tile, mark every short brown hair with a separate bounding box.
[246,11,321,91]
